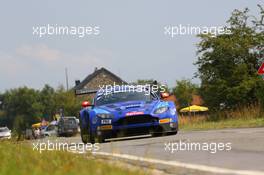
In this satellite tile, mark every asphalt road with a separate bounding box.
[42,127,264,175]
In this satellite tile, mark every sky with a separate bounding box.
[0,0,262,92]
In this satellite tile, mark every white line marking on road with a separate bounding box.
[92,151,264,175]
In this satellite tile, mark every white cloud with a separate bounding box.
[0,44,115,91]
[16,44,61,62]
[0,51,29,76]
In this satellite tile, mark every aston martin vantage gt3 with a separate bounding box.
[78,86,178,143]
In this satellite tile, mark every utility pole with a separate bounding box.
[65,68,69,91]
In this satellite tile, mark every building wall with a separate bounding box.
[83,71,124,89]
[79,71,124,101]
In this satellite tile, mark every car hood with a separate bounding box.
[94,100,159,116]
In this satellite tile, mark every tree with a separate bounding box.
[39,84,56,120]
[0,85,82,133]
[172,79,199,108]
[53,86,80,117]
[1,87,42,131]
[195,5,264,110]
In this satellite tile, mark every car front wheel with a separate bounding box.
[80,116,95,144]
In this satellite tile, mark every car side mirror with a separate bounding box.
[82,101,92,108]
[161,92,170,99]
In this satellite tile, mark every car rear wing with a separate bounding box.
[75,89,98,96]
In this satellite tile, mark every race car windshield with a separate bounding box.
[96,91,153,106]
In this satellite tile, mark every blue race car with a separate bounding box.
[77,86,178,143]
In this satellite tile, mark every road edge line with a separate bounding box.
[92,151,264,175]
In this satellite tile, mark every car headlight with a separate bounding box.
[97,113,113,119]
[154,106,168,114]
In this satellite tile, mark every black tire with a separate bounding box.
[151,132,163,137]
[150,126,164,137]
[97,135,106,143]
[165,131,178,136]
[80,114,95,144]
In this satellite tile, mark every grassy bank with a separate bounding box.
[0,141,147,175]
[180,117,264,131]
[179,104,264,131]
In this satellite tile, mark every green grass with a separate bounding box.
[0,141,147,175]
[180,117,264,131]
[179,105,264,131]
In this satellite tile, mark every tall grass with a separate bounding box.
[0,141,148,175]
[219,104,262,120]
[179,104,264,130]
[179,115,207,126]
